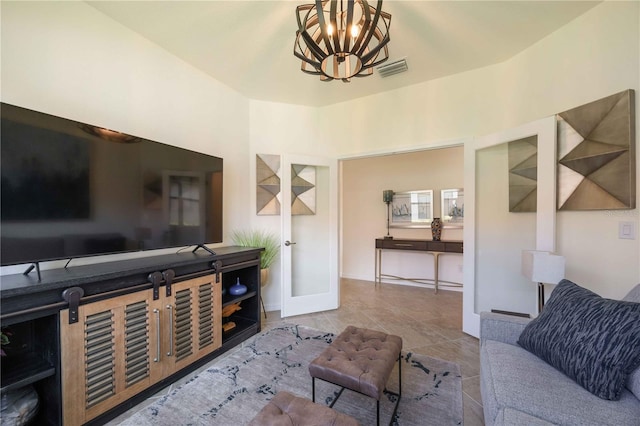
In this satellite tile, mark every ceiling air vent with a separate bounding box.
[377,58,408,78]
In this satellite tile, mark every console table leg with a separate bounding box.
[375,248,381,287]
[433,252,440,294]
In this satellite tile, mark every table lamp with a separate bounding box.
[383,190,394,239]
[521,250,565,313]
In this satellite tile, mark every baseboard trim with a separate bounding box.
[490,309,530,318]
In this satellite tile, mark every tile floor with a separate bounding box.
[263,278,484,426]
[108,278,484,425]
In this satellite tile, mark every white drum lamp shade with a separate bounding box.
[521,250,565,313]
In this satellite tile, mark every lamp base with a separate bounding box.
[538,282,545,313]
[384,235,393,239]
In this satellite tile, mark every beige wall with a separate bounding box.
[320,2,639,157]
[341,147,464,286]
[319,1,639,300]
[0,1,251,274]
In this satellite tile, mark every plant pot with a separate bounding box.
[260,268,270,288]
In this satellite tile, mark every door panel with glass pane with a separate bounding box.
[463,117,556,337]
[475,141,536,315]
[282,155,338,317]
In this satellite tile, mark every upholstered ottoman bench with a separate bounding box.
[248,391,359,426]
[308,326,403,426]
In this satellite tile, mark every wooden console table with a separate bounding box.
[375,238,463,293]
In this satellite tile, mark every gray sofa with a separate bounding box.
[480,284,640,426]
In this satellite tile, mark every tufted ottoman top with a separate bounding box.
[248,391,359,426]
[308,326,403,400]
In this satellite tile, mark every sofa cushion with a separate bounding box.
[517,279,640,400]
[481,340,640,426]
[628,369,640,403]
[497,407,555,426]
[622,284,640,303]
[623,284,640,400]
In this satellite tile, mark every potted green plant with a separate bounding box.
[231,229,279,287]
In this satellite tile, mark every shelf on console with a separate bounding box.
[1,352,56,393]
[222,317,257,341]
[222,291,257,307]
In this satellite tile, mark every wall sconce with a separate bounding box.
[383,190,394,239]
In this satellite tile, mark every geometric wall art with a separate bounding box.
[292,164,316,215]
[557,89,636,210]
[257,154,281,215]
[257,155,316,215]
[508,135,538,212]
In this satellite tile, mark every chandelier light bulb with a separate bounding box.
[294,0,392,82]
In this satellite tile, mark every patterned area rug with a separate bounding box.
[118,324,463,425]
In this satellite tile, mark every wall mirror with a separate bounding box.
[390,190,433,228]
[441,188,464,227]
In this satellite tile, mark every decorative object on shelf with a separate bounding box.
[221,302,242,318]
[382,190,394,239]
[431,217,442,241]
[521,250,566,314]
[293,0,392,82]
[257,154,281,215]
[557,89,635,211]
[221,302,242,333]
[508,136,538,212]
[232,229,280,318]
[391,190,433,228]
[222,322,236,333]
[0,385,39,426]
[229,278,247,296]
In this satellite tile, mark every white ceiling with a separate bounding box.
[88,1,601,107]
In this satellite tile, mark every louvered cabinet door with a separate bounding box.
[60,290,161,426]
[162,274,222,375]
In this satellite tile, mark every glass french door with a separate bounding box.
[281,154,338,317]
[463,117,557,337]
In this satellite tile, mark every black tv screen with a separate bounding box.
[1,102,223,266]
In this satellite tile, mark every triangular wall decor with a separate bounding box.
[257,154,281,215]
[255,155,317,216]
[508,136,538,212]
[557,89,635,211]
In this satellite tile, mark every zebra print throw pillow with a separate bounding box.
[518,279,640,400]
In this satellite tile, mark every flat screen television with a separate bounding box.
[1,102,223,267]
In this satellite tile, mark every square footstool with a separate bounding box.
[308,326,403,426]
[248,391,359,426]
